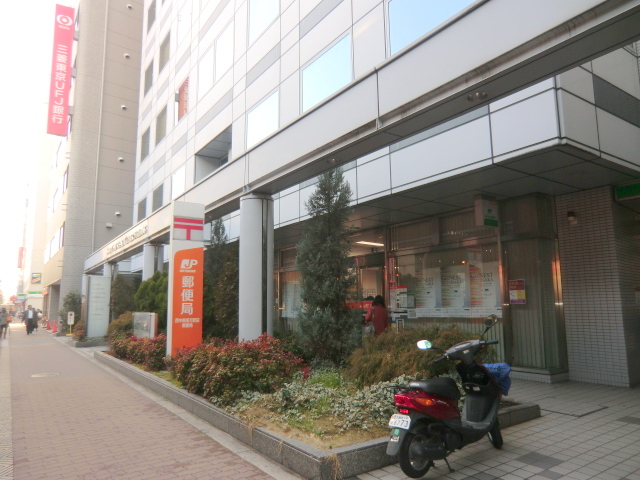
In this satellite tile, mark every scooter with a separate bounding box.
[386,315,510,478]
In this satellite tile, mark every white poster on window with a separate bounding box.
[440,265,470,317]
[415,268,441,317]
[470,261,502,317]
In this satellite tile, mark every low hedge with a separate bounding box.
[110,334,167,371]
[343,324,496,386]
[168,334,306,405]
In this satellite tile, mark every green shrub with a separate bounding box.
[134,271,168,332]
[72,320,86,341]
[168,335,306,405]
[111,336,132,359]
[343,324,495,386]
[203,335,305,404]
[109,333,167,371]
[139,334,167,371]
[108,311,134,341]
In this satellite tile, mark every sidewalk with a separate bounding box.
[2,322,640,480]
[0,323,303,480]
[361,373,640,480]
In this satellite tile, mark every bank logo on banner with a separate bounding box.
[173,216,204,241]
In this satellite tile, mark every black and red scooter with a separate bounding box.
[386,315,510,478]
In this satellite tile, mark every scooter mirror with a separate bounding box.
[484,314,498,327]
[417,340,432,350]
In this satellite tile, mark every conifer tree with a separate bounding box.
[296,169,360,365]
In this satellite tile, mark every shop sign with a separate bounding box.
[31,273,42,284]
[509,279,526,304]
[475,197,498,227]
[168,202,205,355]
[47,4,75,136]
[106,223,149,254]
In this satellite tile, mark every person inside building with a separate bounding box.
[24,305,37,335]
[364,295,389,336]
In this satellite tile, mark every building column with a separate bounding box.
[238,194,274,341]
[142,244,157,280]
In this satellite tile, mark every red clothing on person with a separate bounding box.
[364,304,389,336]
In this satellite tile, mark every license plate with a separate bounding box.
[388,414,411,430]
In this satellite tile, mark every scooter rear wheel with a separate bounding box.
[487,424,503,449]
[399,426,436,478]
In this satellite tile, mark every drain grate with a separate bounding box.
[31,373,60,378]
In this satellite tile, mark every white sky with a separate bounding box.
[0,1,57,298]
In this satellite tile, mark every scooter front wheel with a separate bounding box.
[398,426,436,478]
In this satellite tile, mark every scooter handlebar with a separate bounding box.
[484,340,499,345]
[433,355,447,363]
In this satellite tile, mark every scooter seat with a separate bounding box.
[410,378,461,400]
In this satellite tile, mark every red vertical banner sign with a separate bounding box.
[167,202,205,356]
[171,247,204,355]
[177,77,189,122]
[47,4,75,136]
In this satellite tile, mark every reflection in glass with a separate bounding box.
[177,0,192,44]
[249,0,278,44]
[198,46,214,99]
[215,22,234,81]
[247,90,279,148]
[388,0,474,54]
[302,35,352,112]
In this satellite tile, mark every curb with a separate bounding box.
[95,352,540,480]
[74,340,109,348]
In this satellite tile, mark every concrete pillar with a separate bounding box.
[238,194,274,341]
[142,244,157,280]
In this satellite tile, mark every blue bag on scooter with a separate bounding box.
[483,363,511,396]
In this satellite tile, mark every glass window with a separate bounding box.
[248,0,278,44]
[159,33,171,72]
[198,46,214,99]
[172,165,186,199]
[177,0,192,44]
[174,77,189,125]
[144,60,154,95]
[388,0,474,55]
[215,22,234,81]
[141,127,150,161]
[137,198,147,222]
[152,184,164,212]
[147,0,156,32]
[246,90,279,148]
[302,35,352,112]
[156,105,167,145]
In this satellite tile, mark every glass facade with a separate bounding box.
[246,91,279,148]
[248,0,278,44]
[141,127,150,161]
[147,0,156,32]
[159,33,170,72]
[388,0,474,54]
[144,60,153,95]
[302,35,352,112]
[274,194,567,372]
[198,46,214,99]
[215,22,233,81]
[155,105,167,145]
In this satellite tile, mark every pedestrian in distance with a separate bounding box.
[24,305,37,335]
[0,308,8,339]
[364,295,389,336]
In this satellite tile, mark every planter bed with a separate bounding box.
[95,352,540,480]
